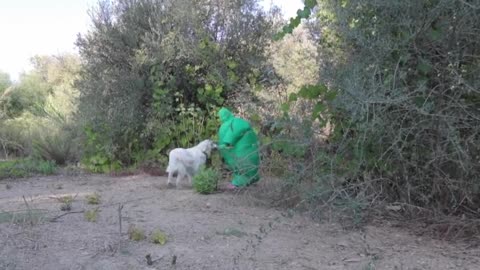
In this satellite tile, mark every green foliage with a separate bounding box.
[285,84,337,125]
[82,126,121,173]
[84,208,99,222]
[86,193,101,205]
[57,195,74,211]
[33,132,72,165]
[193,166,220,194]
[268,24,319,97]
[151,229,167,245]
[274,0,317,40]
[30,54,80,117]
[268,0,480,219]
[0,54,81,162]
[128,225,146,241]
[0,73,51,118]
[0,159,56,180]
[265,150,292,176]
[301,0,480,214]
[272,139,307,158]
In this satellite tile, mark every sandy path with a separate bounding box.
[0,174,478,270]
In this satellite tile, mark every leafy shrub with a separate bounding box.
[83,154,121,174]
[138,103,220,167]
[81,126,121,173]
[193,166,220,194]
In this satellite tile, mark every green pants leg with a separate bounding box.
[231,154,260,187]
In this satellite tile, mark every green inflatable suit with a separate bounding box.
[218,107,260,187]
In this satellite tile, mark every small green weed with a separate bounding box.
[193,167,220,194]
[57,195,74,211]
[151,229,168,245]
[84,208,99,222]
[86,192,101,205]
[128,225,146,241]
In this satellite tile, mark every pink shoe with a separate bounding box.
[224,183,238,192]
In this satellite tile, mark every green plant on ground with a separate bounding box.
[84,208,99,222]
[128,225,146,241]
[57,195,74,211]
[35,159,56,174]
[151,229,168,245]
[85,192,101,205]
[193,166,220,194]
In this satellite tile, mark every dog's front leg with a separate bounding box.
[167,171,175,188]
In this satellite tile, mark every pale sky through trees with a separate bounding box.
[0,0,303,81]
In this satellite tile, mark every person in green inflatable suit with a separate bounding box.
[217,107,260,190]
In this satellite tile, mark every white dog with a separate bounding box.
[166,139,216,188]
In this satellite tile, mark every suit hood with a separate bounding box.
[218,107,234,123]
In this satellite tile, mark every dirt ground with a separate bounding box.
[0,174,479,270]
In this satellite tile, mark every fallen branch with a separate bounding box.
[50,210,85,222]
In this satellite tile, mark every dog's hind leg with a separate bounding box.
[175,172,184,188]
[186,173,193,186]
[167,171,175,188]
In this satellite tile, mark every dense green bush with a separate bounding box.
[81,126,121,173]
[276,0,480,216]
